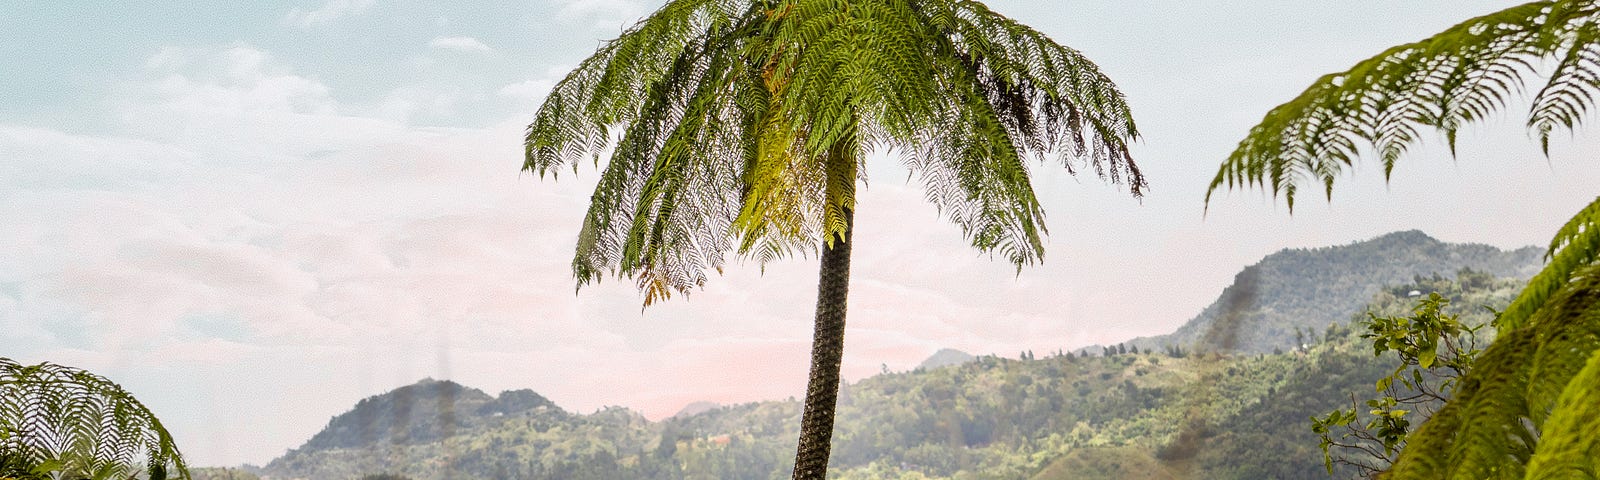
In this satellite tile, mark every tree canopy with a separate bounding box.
[523,0,1144,305]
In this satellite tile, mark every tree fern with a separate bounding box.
[523,0,1141,477]
[1524,346,1600,479]
[0,358,188,480]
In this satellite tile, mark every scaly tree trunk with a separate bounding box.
[791,205,853,480]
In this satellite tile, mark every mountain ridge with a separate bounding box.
[1108,230,1539,354]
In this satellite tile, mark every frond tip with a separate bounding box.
[1498,194,1600,331]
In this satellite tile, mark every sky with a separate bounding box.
[3,0,1599,468]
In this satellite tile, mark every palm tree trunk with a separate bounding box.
[791,205,853,480]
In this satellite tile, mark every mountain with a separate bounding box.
[297,378,558,451]
[671,401,721,419]
[916,348,975,370]
[1121,230,1539,354]
[265,379,580,479]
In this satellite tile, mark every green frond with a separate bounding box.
[1525,278,1600,428]
[1531,7,1600,154]
[527,0,1141,303]
[1206,0,1600,211]
[1499,195,1600,331]
[0,358,189,480]
[524,0,751,177]
[1443,327,1539,479]
[1524,348,1600,479]
[1547,194,1600,259]
[903,72,1047,267]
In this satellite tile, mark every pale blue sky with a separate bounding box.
[4,0,1597,468]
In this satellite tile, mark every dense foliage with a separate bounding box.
[258,333,1396,480]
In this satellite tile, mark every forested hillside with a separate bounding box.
[1119,230,1538,354]
[255,232,1532,479]
[260,274,1521,479]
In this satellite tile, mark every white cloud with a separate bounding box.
[371,85,460,123]
[118,45,423,157]
[427,36,494,53]
[556,0,646,30]
[284,0,376,27]
[497,79,554,102]
[134,46,338,117]
[497,66,570,105]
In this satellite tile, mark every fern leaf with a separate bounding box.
[1206,0,1600,211]
[1524,348,1600,479]
[1499,195,1600,331]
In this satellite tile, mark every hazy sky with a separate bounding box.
[4,0,1598,468]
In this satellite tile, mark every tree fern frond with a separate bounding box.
[1547,194,1600,259]
[930,0,1144,194]
[1524,276,1600,428]
[1388,324,1541,479]
[1206,0,1600,211]
[0,358,188,480]
[1499,195,1600,330]
[1444,327,1539,479]
[906,72,1047,268]
[1532,7,1600,153]
[524,0,749,177]
[1524,347,1600,479]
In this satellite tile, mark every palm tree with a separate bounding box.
[522,0,1143,477]
[1205,1,1600,477]
[0,358,189,480]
